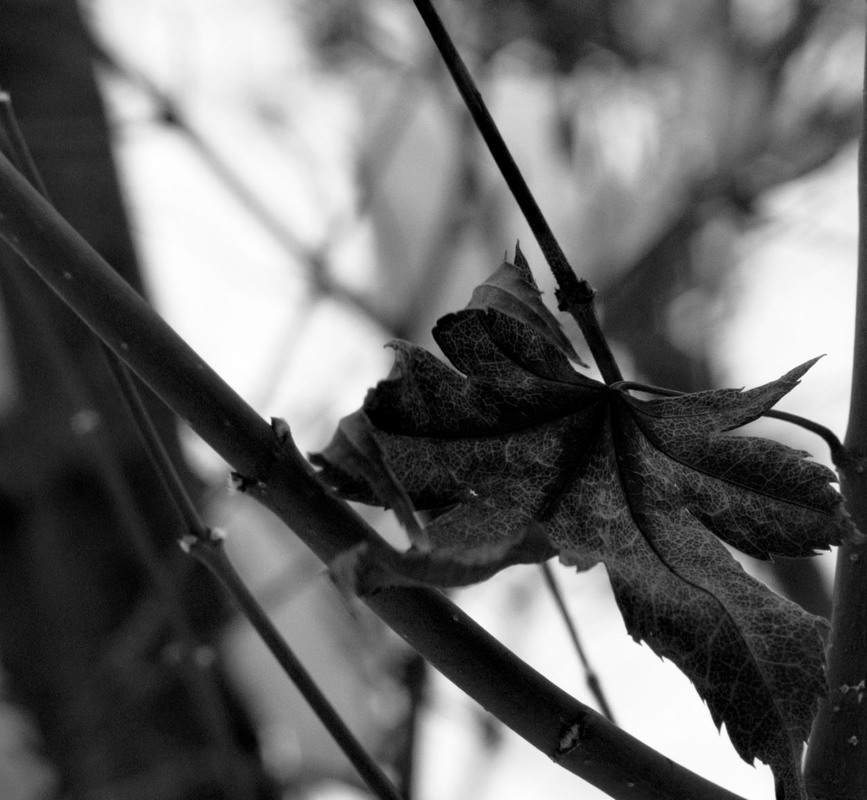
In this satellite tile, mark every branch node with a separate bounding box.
[228,471,265,494]
[554,719,585,758]
[555,274,596,311]
[271,416,292,443]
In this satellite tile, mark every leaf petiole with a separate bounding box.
[611,380,846,465]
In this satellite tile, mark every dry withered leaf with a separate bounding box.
[313,248,847,798]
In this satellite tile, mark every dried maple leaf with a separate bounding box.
[312,247,848,799]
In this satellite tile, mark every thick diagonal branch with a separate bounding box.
[0,148,744,800]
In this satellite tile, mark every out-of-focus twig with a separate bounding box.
[86,32,399,333]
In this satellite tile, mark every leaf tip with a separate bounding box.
[512,241,532,281]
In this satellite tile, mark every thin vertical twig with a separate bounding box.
[803,24,867,799]
[407,0,622,383]
[104,357,207,537]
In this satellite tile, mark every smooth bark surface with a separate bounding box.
[803,27,867,800]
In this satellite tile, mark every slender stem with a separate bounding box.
[408,0,622,383]
[0,142,403,794]
[105,303,400,800]
[105,356,207,538]
[1,93,204,540]
[0,148,747,800]
[190,535,405,800]
[2,98,400,799]
[540,563,616,723]
[0,95,259,799]
[803,28,867,798]
[0,92,48,195]
[762,409,847,467]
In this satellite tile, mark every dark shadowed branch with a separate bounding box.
[804,26,867,798]
[0,146,746,800]
[407,0,622,383]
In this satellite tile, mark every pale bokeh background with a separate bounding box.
[6,1,862,798]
